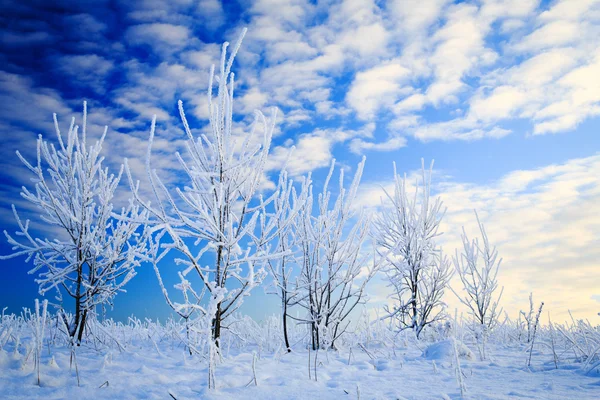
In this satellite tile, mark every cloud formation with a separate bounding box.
[1,1,599,167]
[0,0,598,321]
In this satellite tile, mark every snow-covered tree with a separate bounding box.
[1,103,149,344]
[293,158,384,350]
[259,170,311,352]
[126,29,305,349]
[452,210,503,331]
[374,160,452,338]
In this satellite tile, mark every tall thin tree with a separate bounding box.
[126,29,307,349]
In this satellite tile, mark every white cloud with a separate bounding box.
[338,23,390,57]
[195,0,225,30]
[506,48,580,87]
[469,86,528,122]
[533,50,600,134]
[426,3,495,105]
[5,0,600,161]
[440,155,600,321]
[393,94,427,114]
[349,136,407,154]
[411,117,512,141]
[181,43,221,69]
[335,0,381,26]
[387,0,450,35]
[346,63,411,120]
[0,71,72,135]
[0,31,53,47]
[250,0,313,27]
[480,0,539,20]
[57,54,114,94]
[125,23,191,54]
[255,44,344,109]
[238,87,269,115]
[455,47,583,126]
[539,0,599,22]
[267,40,318,63]
[267,124,373,175]
[514,20,581,52]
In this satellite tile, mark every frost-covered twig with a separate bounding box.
[452,337,467,398]
[293,158,385,350]
[451,210,503,360]
[527,301,544,367]
[125,28,309,356]
[1,103,149,344]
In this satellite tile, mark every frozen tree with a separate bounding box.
[259,170,311,352]
[126,29,305,350]
[293,158,384,350]
[452,210,503,358]
[1,103,149,344]
[374,160,452,338]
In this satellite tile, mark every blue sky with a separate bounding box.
[0,0,599,323]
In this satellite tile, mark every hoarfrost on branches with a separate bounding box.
[1,103,149,343]
[374,160,452,338]
[452,211,503,330]
[126,28,307,355]
[259,170,311,352]
[293,158,385,350]
[451,210,503,359]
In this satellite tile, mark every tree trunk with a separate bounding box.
[73,297,81,339]
[185,316,192,355]
[311,321,317,351]
[331,324,339,350]
[282,298,291,352]
[76,308,87,345]
[212,302,222,346]
[314,320,320,350]
[213,243,223,346]
[411,269,419,335]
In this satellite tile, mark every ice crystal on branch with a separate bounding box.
[1,103,150,343]
[293,158,385,350]
[374,160,452,338]
[126,29,308,355]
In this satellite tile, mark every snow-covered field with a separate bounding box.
[1,312,599,400]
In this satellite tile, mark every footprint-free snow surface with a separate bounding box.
[1,338,599,399]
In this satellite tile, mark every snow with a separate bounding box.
[422,339,475,361]
[1,327,599,399]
